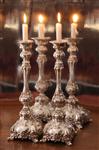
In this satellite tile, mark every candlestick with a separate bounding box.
[56,12,62,42]
[22,14,28,41]
[41,40,76,145]
[31,37,52,122]
[8,40,43,142]
[65,38,92,129]
[38,15,45,38]
[71,14,79,39]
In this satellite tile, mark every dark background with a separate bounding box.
[0,0,99,95]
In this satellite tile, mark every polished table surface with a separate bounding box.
[0,93,99,150]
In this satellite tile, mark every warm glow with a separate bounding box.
[72,14,79,23]
[23,14,27,24]
[57,12,61,23]
[38,14,44,23]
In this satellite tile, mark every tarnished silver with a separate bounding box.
[41,41,76,145]
[31,37,52,122]
[65,38,92,129]
[8,40,43,142]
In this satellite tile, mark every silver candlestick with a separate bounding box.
[65,38,91,129]
[41,41,76,146]
[31,37,52,122]
[8,40,43,142]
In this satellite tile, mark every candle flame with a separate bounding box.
[23,14,27,24]
[39,14,44,23]
[57,12,61,23]
[72,14,79,23]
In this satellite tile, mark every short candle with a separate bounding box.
[71,14,79,39]
[38,14,45,38]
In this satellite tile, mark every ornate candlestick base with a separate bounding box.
[31,38,52,122]
[41,41,76,145]
[8,40,43,142]
[64,38,92,129]
[41,108,75,145]
[64,102,91,129]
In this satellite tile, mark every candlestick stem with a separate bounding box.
[66,38,78,103]
[65,38,92,129]
[31,37,52,122]
[52,42,66,107]
[8,40,43,142]
[41,41,76,145]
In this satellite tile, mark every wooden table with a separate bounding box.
[0,94,99,150]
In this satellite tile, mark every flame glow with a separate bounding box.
[23,14,27,24]
[38,14,44,23]
[57,12,61,23]
[72,14,79,23]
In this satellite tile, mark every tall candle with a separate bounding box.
[38,15,45,38]
[71,14,79,39]
[22,14,28,41]
[56,12,62,42]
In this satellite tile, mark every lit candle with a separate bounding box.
[38,14,45,38]
[22,14,28,41]
[56,12,62,42]
[71,14,79,39]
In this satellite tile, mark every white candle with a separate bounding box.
[56,13,62,42]
[71,14,79,39]
[71,23,78,39]
[38,15,45,38]
[22,14,28,41]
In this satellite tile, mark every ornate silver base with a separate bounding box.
[8,116,43,142]
[31,93,52,122]
[8,92,43,142]
[31,80,52,122]
[64,101,91,129]
[41,108,76,146]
